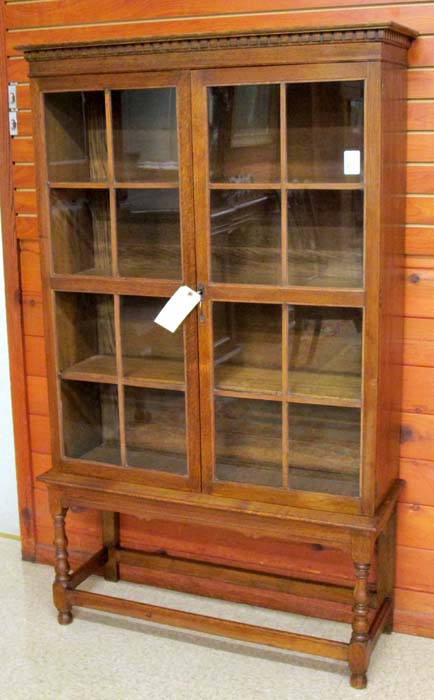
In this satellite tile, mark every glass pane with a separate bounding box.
[210,190,281,285]
[61,380,120,464]
[50,189,111,275]
[117,189,181,279]
[287,81,364,183]
[287,190,363,287]
[56,293,116,380]
[288,306,362,405]
[45,92,107,182]
[213,303,282,396]
[288,404,360,496]
[124,387,187,474]
[215,397,282,487]
[112,89,178,182]
[120,296,184,387]
[209,85,280,183]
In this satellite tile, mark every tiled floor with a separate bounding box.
[1,537,433,700]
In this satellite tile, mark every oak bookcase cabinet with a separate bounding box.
[22,23,416,688]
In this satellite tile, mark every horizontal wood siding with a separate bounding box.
[3,0,434,638]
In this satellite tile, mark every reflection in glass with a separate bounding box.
[213,303,282,396]
[45,92,107,182]
[117,189,181,279]
[112,88,178,182]
[287,190,363,287]
[287,81,364,183]
[50,189,111,276]
[288,306,362,405]
[120,296,184,387]
[56,293,116,379]
[288,404,360,496]
[61,380,120,464]
[209,85,280,182]
[215,397,282,487]
[124,387,187,474]
[210,190,281,285]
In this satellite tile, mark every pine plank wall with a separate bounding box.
[1,0,434,639]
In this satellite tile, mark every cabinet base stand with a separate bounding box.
[43,471,402,689]
[53,538,394,686]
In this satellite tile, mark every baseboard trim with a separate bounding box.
[0,531,21,541]
[394,610,434,639]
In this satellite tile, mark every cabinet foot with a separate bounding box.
[383,612,394,635]
[58,610,73,625]
[350,673,367,689]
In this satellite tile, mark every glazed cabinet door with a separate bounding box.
[36,72,201,490]
[192,64,374,512]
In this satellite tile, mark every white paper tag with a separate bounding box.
[343,150,361,176]
[154,285,201,333]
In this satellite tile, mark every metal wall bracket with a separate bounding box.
[9,112,18,136]
[8,83,17,109]
[8,83,18,135]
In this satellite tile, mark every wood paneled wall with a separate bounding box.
[2,0,434,639]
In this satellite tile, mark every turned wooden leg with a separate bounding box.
[349,561,371,689]
[102,511,120,582]
[52,506,73,625]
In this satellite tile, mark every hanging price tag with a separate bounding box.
[154,285,202,333]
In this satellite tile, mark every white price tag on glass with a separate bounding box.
[343,150,361,176]
[154,285,202,333]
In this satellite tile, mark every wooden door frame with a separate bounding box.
[30,71,202,493]
[0,5,36,559]
[191,62,368,515]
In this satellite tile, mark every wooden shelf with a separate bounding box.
[287,274,362,289]
[79,440,121,465]
[216,459,282,488]
[67,268,112,277]
[211,252,362,289]
[115,182,179,189]
[60,355,186,390]
[288,467,359,498]
[287,182,363,190]
[210,283,364,307]
[74,444,188,475]
[215,365,282,398]
[61,355,117,383]
[113,165,178,185]
[210,183,280,190]
[49,182,109,189]
[288,371,361,408]
[126,447,186,475]
[123,357,185,390]
[209,182,363,190]
[53,260,181,280]
[215,461,359,497]
[214,365,361,407]
[49,181,179,189]
[51,276,180,298]
[287,439,360,476]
